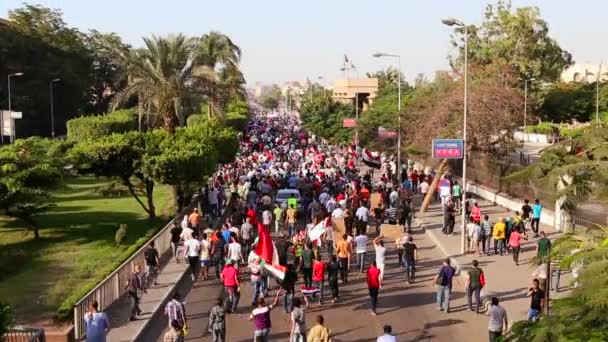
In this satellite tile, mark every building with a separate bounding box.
[561,63,608,83]
[332,78,378,111]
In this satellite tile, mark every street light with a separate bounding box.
[5,72,24,144]
[442,17,469,254]
[520,77,535,132]
[50,78,61,138]
[586,64,608,125]
[372,52,402,181]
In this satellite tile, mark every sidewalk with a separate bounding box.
[104,257,189,342]
[416,198,565,325]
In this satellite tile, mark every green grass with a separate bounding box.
[0,176,172,323]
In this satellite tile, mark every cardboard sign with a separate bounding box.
[380,224,403,239]
[331,217,346,241]
[370,193,382,211]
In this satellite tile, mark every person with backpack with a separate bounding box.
[144,242,160,287]
[465,259,485,314]
[434,258,455,312]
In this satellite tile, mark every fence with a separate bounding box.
[72,195,200,340]
[4,327,45,342]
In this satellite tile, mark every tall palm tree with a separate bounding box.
[113,34,199,133]
[366,66,402,90]
[195,31,242,117]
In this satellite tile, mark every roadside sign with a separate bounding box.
[378,126,397,140]
[342,118,357,128]
[10,111,22,119]
[432,139,464,159]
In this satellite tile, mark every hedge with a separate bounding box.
[67,109,136,142]
[186,114,207,127]
[523,122,558,135]
[225,112,248,131]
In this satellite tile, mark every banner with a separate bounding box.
[343,118,357,128]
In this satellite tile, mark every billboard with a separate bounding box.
[432,139,464,159]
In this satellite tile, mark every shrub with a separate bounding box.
[0,302,13,338]
[186,114,207,127]
[98,181,129,198]
[524,122,558,135]
[560,127,585,140]
[225,112,248,131]
[67,109,136,142]
[115,224,127,245]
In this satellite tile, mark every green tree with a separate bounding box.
[300,96,353,145]
[366,67,406,90]
[0,301,13,339]
[537,82,595,123]
[259,85,283,110]
[0,138,64,239]
[448,0,572,83]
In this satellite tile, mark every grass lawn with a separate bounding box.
[0,176,172,323]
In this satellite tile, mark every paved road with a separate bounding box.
[150,227,490,342]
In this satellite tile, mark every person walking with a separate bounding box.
[164,292,186,329]
[249,256,264,308]
[481,215,492,256]
[227,234,243,268]
[312,254,326,305]
[403,236,418,284]
[400,198,414,234]
[354,230,368,273]
[307,315,331,342]
[377,325,397,342]
[527,278,545,322]
[367,261,382,315]
[208,298,226,342]
[290,297,307,342]
[184,235,201,281]
[301,242,314,288]
[84,301,110,342]
[241,217,254,259]
[336,234,351,284]
[492,218,506,256]
[125,265,144,321]
[434,258,455,312]
[249,294,280,342]
[536,231,551,260]
[531,199,543,237]
[452,181,462,210]
[488,297,508,342]
[163,319,184,342]
[220,260,240,313]
[373,234,386,281]
[211,231,227,278]
[465,260,485,314]
[170,222,183,263]
[326,255,340,303]
[508,227,526,266]
[144,242,160,287]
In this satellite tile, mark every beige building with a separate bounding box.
[561,63,608,83]
[332,78,378,111]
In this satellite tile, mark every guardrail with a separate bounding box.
[4,326,46,342]
[72,196,200,340]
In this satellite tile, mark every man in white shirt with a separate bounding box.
[199,234,211,280]
[420,180,430,196]
[377,325,397,342]
[373,234,387,281]
[180,223,194,241]
[354,232,369,273]
[332,205,344,218]
[488,297,508,341]
[355,204,370,223]
[227,237,243,267]
[184,237,201,280]
[208,187,219,218]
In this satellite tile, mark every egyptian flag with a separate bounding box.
[253,223,285,280]
[362,148,381,169]
[347,145,357,159]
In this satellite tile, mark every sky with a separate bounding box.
[2,0,607,86]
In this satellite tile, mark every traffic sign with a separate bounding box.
[432,139,464,159]
[343,118,357,128]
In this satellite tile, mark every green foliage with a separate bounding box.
[559,127,585,140]
[537,82,595,122]
[0,301,13,338]
[97,181,129,198]
[300,96,354,145]
[524,122,558,134]
[0,137,64,239]
[67,109,136,142]
[115,224,127,245]
[259,85,282,110]
[186,114,207,127]
[449,0,572,83]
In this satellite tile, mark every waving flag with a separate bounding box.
[362,148,381,169]
[253,223,285,280]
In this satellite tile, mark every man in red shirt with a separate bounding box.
[312,254,326,305]
[367,261,382,315]
[220,260,240,313]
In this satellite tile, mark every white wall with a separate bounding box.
[514,131,550,144]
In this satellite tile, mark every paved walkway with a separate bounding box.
[416,198,567,327]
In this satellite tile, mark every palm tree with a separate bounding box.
[113,34,199,133]
[195,31,242,117]
[366,67,402,90]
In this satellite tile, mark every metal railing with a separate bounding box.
[4,326,46,342]
[72,196,200,340]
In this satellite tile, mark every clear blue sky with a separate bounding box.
[2,0,607,85]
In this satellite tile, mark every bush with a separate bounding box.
[560,127,585,139]
[67,109,136,142]
[524,122,558,135]
[0,301,13,338]
[98,181,129,198]
[225,112,248,131]
[115,224,127,245]
[186,114,207,127]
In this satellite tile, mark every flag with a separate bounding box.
[253,223,284,280]
[308,221,325,242]
[344,54,349,64]
[362,148,381,169]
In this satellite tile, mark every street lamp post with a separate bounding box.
[372,52,402,181]
[587,64,608,125]
[6,72,24,144]
[50,78,61,138]
[442,17,469,254]
[520,78,535,138]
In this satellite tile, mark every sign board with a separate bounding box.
[331,217,346,242]
[380,224,404,239]
[10,111,22,119]
[342,118,357,128]
[1,111,13,136]
[432,139,464,159]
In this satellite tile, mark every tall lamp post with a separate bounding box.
[442,17,469,254]
[520,77,535,136]
[372,52,402,180]
[6,72,24,144]
[50,78,61,138]
[586,64,608,125]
